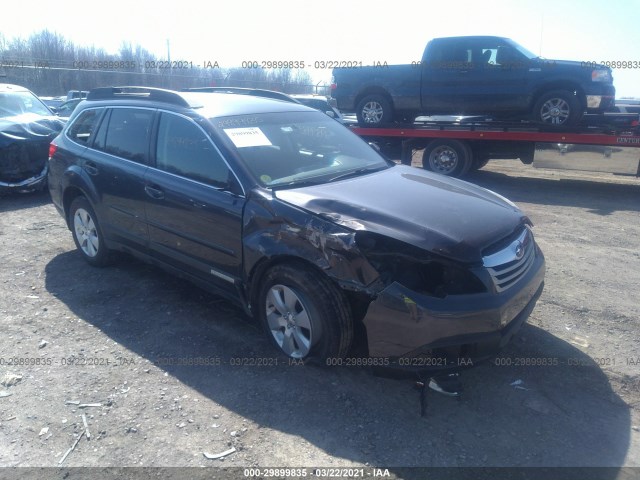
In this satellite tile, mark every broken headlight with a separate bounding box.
[355,232,486,298]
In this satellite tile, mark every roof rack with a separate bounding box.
[181,87,299,104]
[87,86,191,107]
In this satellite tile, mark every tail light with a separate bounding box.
[49,142,57,159]
[330,75,336,91]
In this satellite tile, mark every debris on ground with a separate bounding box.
[38,340,48,349]
[58,430,84,465]
[82,414,91,440]
[1,373,23,387]
[78,403,102,408]
[39,427,49,436]
[0,390,12,398]
[203,447,236,460]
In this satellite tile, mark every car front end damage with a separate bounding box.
[357,227,545,370]
[0,114,64,191]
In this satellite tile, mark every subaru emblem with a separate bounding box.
[514,241,524,260]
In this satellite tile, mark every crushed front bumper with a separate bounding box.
[362,250,545,372]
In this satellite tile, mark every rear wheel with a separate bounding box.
[69,196,111,267]
[422,140,472,177]
[258,263,353,363]
[532,90,582,126]
[356,94,393,126]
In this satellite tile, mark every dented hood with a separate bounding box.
[0,113,64,144]
[274,165,526,263]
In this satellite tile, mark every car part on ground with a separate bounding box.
[48,86,545,371]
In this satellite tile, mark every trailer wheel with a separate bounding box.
[533,90,582,126]
[422,140,472,177]
[356,94,393,126]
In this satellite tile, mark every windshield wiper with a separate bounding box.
[326,165,389,183]
[269,179,326,190]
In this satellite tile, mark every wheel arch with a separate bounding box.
[530,81,586,110]
[354,87,395,111]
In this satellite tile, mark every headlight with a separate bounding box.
[355,232,486,297]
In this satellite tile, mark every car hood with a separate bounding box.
[274,165,527,264]
[0,113,65,186]
[0,113,65,145]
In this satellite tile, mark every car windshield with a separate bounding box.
[0,91,52,118]
[213,111,389,188]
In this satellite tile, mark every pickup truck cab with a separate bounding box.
[331,36,615,127]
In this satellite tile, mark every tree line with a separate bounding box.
[0,30,321,97]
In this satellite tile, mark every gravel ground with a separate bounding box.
[0,158,639,479]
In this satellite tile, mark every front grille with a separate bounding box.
[483,227,536,293]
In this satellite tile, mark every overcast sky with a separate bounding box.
[2,0,639,97]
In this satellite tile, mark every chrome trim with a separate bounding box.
[483,227,536,293]
[483,227,531,268]
[210,268,235,283]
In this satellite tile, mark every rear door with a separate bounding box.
[144,111,244,293]
[80,107,154,250]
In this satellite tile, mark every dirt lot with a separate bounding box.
[1,158,639,478]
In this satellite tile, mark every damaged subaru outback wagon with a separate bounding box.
[48,87,545,368]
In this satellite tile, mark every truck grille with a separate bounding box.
[483,227,535,293]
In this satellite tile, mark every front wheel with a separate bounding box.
[532,90,582,126]
[69,196,111,267]
[422,140,472,177]
[258,263,353,363]
[356,94,393,126]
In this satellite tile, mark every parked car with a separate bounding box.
[290,94,344,122]
[184,88,344,121]
[40,96,67,110]
[48,86,545,368]
[54,98,83,118]
[0,84,65,191]
[613,98,640,114]
[332,36,615,127]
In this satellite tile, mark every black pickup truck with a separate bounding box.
[331,36,615,127]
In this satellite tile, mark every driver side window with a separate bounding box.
[156,113,231,188]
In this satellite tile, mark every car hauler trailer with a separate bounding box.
[348,114,640,178]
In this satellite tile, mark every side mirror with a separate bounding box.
[325,110,336,118]
[368,142,381,152]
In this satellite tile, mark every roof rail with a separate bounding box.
[87,86,191,107]
[181,87,299,104]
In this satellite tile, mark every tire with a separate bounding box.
[532,90,582,126]
[422,140,472,177]
[356,94,393,126]
[258,263,353,363]
[469,157,490,171]
[69,196,111,267]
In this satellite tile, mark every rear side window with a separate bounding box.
[155,113,231,187]
[94,108,153,164]
[66,108,103,145]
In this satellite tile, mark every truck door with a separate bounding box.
[420,38,473,114]
[453,40,529,114]
[421,38,528,115]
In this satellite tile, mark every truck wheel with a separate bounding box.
[258,263,353,363]
[469,157,490,171]
[422,140,472,177]
[533,90,582,126]
[356,95,393,126]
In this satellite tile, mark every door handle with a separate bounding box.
[144,184,164,200]
[83,161,98,176]
[189,199,207,209]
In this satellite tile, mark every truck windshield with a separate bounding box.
[213,111,389,188]
[505,38,537,60]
